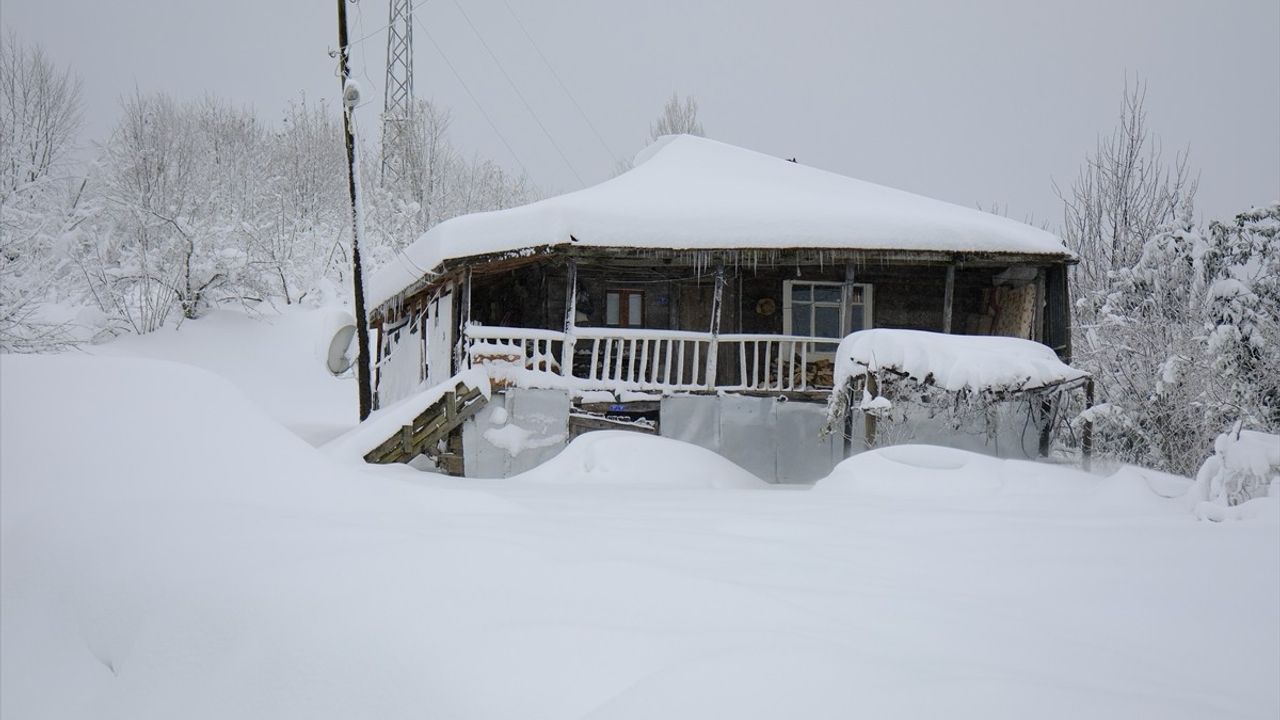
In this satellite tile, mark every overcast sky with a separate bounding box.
[7,0,1278,226]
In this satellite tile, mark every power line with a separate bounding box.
[446,0,585,186]
[415,15,532,180]
[351,1,385,111]
[341,0,432,51]
[498,0,618,165]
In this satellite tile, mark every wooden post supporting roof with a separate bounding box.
[453,269,472,376]
[705,263,725,388]
[843,261,857,333]
[942,264,956,334]
[1082,378,1095,471]
[864,372,878,449]
[561,259,577,376]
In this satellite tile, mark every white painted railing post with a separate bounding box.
[705,263,725,388]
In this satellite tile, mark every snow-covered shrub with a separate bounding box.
[1187,428,1279,521]
[1078,202,1280,476]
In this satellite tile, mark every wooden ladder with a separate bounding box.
[363,379,488,473]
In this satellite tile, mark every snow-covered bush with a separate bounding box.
[1078,202,1280,475]
[1187,428,1279,521]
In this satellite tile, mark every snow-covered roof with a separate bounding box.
[833,329,1089,394]
[369,135,1070,308]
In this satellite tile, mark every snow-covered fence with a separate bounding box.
[719,334,831,392]
[574,328,714,390]
[461,324,838,392]
[464,325,564,374]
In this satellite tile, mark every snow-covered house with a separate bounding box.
[365,135,1077,480]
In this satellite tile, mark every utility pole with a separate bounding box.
[337,0,374,421]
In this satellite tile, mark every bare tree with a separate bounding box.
[649,92,704,141]
[613,92,707,175]
[1055,76,1197,296]
[0,32,82,192]
[0,34,84,352]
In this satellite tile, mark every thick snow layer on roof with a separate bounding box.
[833,329,1089,394]
[369,135,1069,307]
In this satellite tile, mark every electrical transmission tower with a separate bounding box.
[380,0,416,190]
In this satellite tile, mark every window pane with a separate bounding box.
[815,305,841,338]
[848,286,863,304]
[791,284,811,302]
[606,293,620,325]
[792,303,811,335]
[628,293,643,326]
[814,285,842,303]
[849,303,867,332]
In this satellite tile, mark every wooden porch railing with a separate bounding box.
[463,324,837,392]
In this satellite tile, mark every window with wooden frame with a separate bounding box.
[782,280,873,352]
[605,289,645,327]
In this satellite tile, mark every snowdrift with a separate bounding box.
[3,342,1277,719]
[815,445,1192,516]
[516,431,767,488]
[93,306,359,445]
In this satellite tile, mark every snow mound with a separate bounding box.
[815,445,1006,498]
[1,354,518,718]
[369,135,1069,308]
[93,306,358,445]
[517,431,767,488]
[833,328,1089,394]
[816,445,1181,515]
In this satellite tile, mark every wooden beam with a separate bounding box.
[864,373,878,450]
[942,264,956,334]
[453,269,472,375]
[1082,378,1095,471]
[705,263,725,387]
[561,259,578,376]
[843,261,857,333]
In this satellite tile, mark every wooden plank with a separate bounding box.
[706,264,725,387]
[1082,378,1095,471]
[561,259,577,375]
[864,373,878,450]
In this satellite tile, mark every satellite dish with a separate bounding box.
[314,309,358,376]
[326,324,357,375]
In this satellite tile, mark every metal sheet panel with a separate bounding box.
[659,396,721,452]
[775,401,844,483]
[463,389,570,478]
[505,389,571,475]
[718,395,778,482]
[462,393,510,479]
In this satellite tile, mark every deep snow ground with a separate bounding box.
[90,306,360,445]
[2,308,1277,719]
